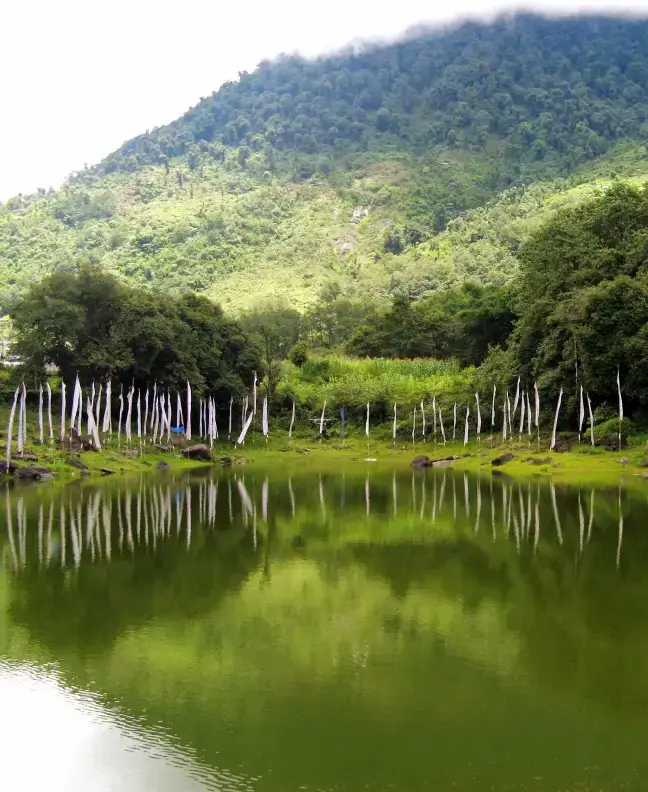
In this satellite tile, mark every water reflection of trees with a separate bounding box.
[2,480,258,653]
[1,470,646,716]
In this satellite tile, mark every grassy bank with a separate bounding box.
[1,400,646,487]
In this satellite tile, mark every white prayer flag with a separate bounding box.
[17,383,25,454]
[70,375,81,431]
[103,380,112,434]
[289,400,296,438]
[118,386,124,445]
[587,393,595,447]
[60,381,67,441]
[512,376,520,421]
[551,388,564,450]
[125,386,134,442]
[38,385,44,444]
[46,382,53,440]
[236,411,254,446]
[7,387,19,464]
[262,397,269,437]
[617,369,623,448]
[185,381,192,439]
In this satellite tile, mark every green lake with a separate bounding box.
[1,466,647,791]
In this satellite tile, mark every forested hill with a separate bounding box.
[100,14,648,178]
[4,14,648,313]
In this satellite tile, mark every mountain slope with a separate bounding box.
[3,14,648,313]
[99,14,648,179]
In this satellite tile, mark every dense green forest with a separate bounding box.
[4,15,648,316]
[99,15,648,178]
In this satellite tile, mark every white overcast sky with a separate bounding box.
[2,0,647,199]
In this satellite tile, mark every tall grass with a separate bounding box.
[278,356,475,420]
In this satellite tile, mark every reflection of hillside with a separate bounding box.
[3,471,648,790]
[10,532,257,655]
[351,539,511,601]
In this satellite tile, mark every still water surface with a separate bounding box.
[1,467,647,791]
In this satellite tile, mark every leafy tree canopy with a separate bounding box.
[510,183,648,409]
[347,285,516,366]
[11,266,262,396]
